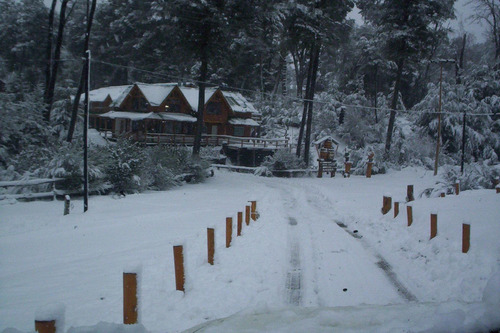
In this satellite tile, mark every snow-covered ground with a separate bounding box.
[1,168,499,332]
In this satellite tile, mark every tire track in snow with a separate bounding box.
[285,217,302,306]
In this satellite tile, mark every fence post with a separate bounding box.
[63,195,70,216]
[430,213,438,239]
[440,192,446,198]
[344,162,351,178]
[35,320,56,333]
[407,205,413,227]
[407,185,414,202]
[207,228,215,265]
[455,181,460,195]
[123,272,138,324]
[382,196,392,215]
[462,223,470,253]
[173,245,185,292]
[250,201,257,221]
[394,202,399,218]
[237,212,243,236]
[317,161,323,178]
[226,217,232,248]
[366,162,373,178]
[496,185,500,194]
[245,206,250,225]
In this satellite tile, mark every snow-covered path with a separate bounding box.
[1,169,499,332]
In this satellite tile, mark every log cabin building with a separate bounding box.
[88,82,261,142]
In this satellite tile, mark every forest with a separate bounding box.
[1,0,499,193]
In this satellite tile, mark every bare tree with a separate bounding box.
[468,0,500,68]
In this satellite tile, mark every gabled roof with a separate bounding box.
[136,83,176,106]
[100,111,162,120]
[89,85,130,103]
[223,91,259,115]
[179,86,218,112]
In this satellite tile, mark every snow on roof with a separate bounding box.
[110,85,134,107]
[313,136,340,146]
[89,85,130,102]
[99,111,162,121]
[159,112,197,123]
[228,118,260,126]
[136,83,176,106]
[223,91,259,115]
[179,86,217,111]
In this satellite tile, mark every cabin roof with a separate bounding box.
[178,86,218,112]
[228,118,260,127]
[224,91,259,115]
[313,136,340,146]
[100,111,162,120]
[89,85,130,103]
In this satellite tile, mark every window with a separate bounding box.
[233,126,245,137]
[206,102,222,115]
[133,97,148,111]
[166,100,181,113]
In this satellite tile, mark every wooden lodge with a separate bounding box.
[88,82,261,143]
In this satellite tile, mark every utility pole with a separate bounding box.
[433,59,455,176]
[83,0,91,212]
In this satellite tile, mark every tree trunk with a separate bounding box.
[44,0,57,118]
[456,33,466,85]
[296,43,314,158]
[44,0,70,122]
[303,38,321,166]
[192,43,208,159]
[384,57,404,159]
[67,0,97,143]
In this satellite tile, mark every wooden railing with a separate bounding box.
[0,178,64,201]
[145,133,292,149]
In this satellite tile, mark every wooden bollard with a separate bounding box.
[496,186,500,194]
[250,201,257,221]
[173,245,185,292]
[430,213,438,239]
[317,162,323,178]
[245,206,250,225]
[455,182,460,195]
[462,223,470,253]
[440,192,446,198]
[407,205,413,227]
[123,272,138,324]
[237,212,242,236]
[344,162,351,178]
[394,202,399,218]
[226,217,232,248]
[63,195,70,216]
[407,185,414,202]
[382,196,392,215]
[207,228,215,265]
[366,162,373,178]
[35,320,56,333]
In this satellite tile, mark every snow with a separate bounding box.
[99,111,162,121]
[0,168,499,332]
[228,118,260,126]
[136,83,176,107]
[223,91,260,115]
[158,112,197,123]
[179,87,217,111]
[88,85,130,103]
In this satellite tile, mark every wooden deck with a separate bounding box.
[145,133,292,150]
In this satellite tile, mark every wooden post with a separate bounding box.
[237,212,242,236]
[123,272,138,324]
[407,205,413,227]
[430,213,438,239]
[394,202,399,218]
[226,217,232,248]
[173,245,185,292]
[207,228,215,265]
[250,201,257,221]
[366,162,373,178]
[496,186,500,194]
[440,192,446,198]
[245,206,250,225]
[407,185,414,202]
[462,223,470,253]
[317,161,323,178]
[455,182,460,195]
[35,320,56,333]
[382,196,392,215]
[63,195,70,216]
[344,162,351,178]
